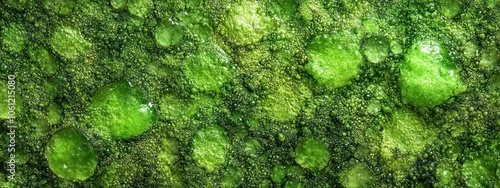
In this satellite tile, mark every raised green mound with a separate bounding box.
[90,82,155,140]
[400,38,465,107]
[294,138,330,171]
[45,128,98,181]
[184,44,232,92]
[50,26,92,59]
[305,32,363,89]
[192,126,229,172]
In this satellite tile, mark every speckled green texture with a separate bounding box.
[50,26,92,59]
[192,126,229,172]
[294,138,330,171]
[44,128,98,181]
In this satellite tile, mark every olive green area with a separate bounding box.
[1,0,499,187]
[192,126,229,172]
[89,82,156,140]
[44,128,98,181]
[400,39,465,107]
[305,32,364,89]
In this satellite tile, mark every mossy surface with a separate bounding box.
[294,138,330,171]
[89,82,156,140]
[44,128,98,181]
[50,26,92,59]
[192,126,229,172]
[2,23,26,53]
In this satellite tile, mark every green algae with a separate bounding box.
[89,82,155,140]
[50,26,92,59]
[154,19,183,47]
[44,128,98,181]
[192,126,229,172]
[2,23,26,53]
[294,138,330,171]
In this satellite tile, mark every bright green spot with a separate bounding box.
[381,110,437,181]
[158,138,180,167]
[462,157,496,188]
[272,0,297,21]
[155,20,183,47]
[340,164,375,188]
[0,82,22,120]
[43,0,77,15]
[192,126,229,172]
[271,165,304,184]
[441,0,463,18]
[90,82,156,140]
[6,0,27,10]
[110,0,127,9]
[243,138,261,157]
[222,167,244,188]
[260,83,311,121]
[294,138,329,171]
[305,33,363,89]
[47,103,62,125]
[128,0,152,17]
[435,160,459,188]
[480,45,499,70]
[50,26,92,59]
[185,44,232,92]
[220,0,271,45]
[30,46,59,74]
[362,36,389,64]
[400,38,464,107]
[2,24,26,53]
[45,128,98,181]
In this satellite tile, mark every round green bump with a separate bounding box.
[434,161,459,188]
[480,45,499,70]
[45,128,98,181]
[184,44,232,92]
[0,82,22,120]
[6,0,27,10]
[259,83,311,121]
[305,33,363,89]
[47,103,62,125]
[90,82,156,140]
[294,138,329,171]
[159,93,188,120]
[154,19,183,47]
[110,0,127,9]
[220,0,272,45]
[128,0,152,18]
[50,26,92,59]
[441,0,463,18]
[43,0,77,15]
[192,126,229,172]
[362,36,390,64]
[462,158,496,188]
[243,138,261,157]
[339,164,375,188]
[400,38,464,107]
[2,23,26,53]
[271,0,297,21]
[158,138,180,167]
[222,167,244,188]
[30,46,59,74]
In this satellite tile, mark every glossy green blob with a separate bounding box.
[192,126,229,172]
[50,26,92,59]
[480,45,499,70]
[441,0,463,18]
[43,0,77,15]
[271,165,304,184]
[362,36,390,64]
[128,0,152,17]
[435,160,459,188]
[400,39,464,107]
[90,82,156,140]
[47,103,62,125]
[45,128,98,181]
[185,44,232,92]
[259,83,311,121]
[294,138,330,171]
[220,0,271,45]
[271,0,297,21]
[6,0,27,10]
[155,20,183,47]
[339,164,375,188]
[381,110,437,181]
[2,24,26,53]
[305,32,363,89]
[110,0,127,9]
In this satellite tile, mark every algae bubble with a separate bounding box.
[294,138,330,171]
[154,19,183,47]
[50,26,92,59]
[2,23,26,53]
[192,126,229,172]
[44,128,98,181]
[400,38,464,107]
[89,82,155,140]
[362,36,390,64]
[305,32,363,89]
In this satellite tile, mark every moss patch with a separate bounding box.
[192,126,229,172]
[50,26,92,59]
[294,138,330,171]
